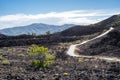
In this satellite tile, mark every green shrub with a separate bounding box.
[7,48,13,53]
[0,56,5,61]
[46,31,51,35]
[0,49,3,54]
[78,57,84,62]
[63,72,69,76]
[18,53,25,57]
[31,32,36,36]
[28,44,55,68]
[31,60,42,68]
[2,59,10,65]
[0,56,10,65]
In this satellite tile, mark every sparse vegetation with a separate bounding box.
[0,56,5,61]
[0,49,3,54]
[18,53,25,57]
[28,44,55,68]
[2,59,10,65]
[63,72,69,76]
[0,56,10,65]
[78,57,84,62]
[46,31,51,35]
[6,48,13,53]
[31,32,36,36]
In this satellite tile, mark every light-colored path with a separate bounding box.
[67,27,120,62]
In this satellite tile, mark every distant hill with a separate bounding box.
[94,14,120,28]
[0,23,75,36]
[59,14,120,36]
[0,33,6,38]
[75,14,120,57]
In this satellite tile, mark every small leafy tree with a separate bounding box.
[46,31,51,35]
[31,32,36,36]
[28,44,55,68]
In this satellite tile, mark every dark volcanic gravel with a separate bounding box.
[0,45,120,80]
[77,29,120,58]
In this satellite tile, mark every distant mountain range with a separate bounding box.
[1,14,120,36]
[0,23,75,36]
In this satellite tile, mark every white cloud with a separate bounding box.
[0,10,120,29]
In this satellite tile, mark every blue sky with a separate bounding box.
[0,0,120,29]
[0,0,120,15]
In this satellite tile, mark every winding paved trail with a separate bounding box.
[67,27,120,62]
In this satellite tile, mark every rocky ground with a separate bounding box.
[77,28,120,58]
[0,43,120,80]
